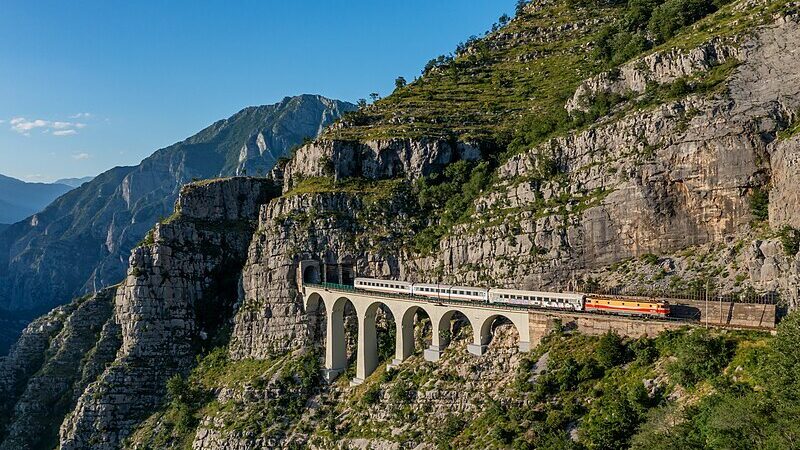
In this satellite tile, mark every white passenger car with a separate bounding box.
[489,288,584,311]
[354,277,412,295]
[412,283,489,302]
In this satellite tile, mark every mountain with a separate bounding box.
[0,175,72,224]
[53,176,95,188]
[3,1,800,449]
[0,94,355,329]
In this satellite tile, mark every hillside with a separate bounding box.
[53,177,94,188]
[0,95,354,347]
[0,175,72,224]
[1,0,800,449]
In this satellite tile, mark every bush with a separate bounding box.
[667,329,732,387]
[361,384,381,406]
[640,253,659,265]
[581,395,639,449]
[749,187,770,222]
[596,331,627,368]
[777,225,800,256]
[629,337,658,364]
[412,160,492,253]
[647,0,717,43]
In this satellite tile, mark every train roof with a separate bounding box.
[355,277,412,285]
[490,288,584,300]
[412,283,488,292]
[412,283,454,289]
[449,285,489,292]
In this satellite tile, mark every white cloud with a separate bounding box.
[71,152,90,160]
[69,112,92,119]
[9,117,87,136]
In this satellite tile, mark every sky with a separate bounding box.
[0,0,516,183]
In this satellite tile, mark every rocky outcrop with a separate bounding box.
[0,289,117,450]
[0,303,78,425]
[405,15,800,298]
[0,95,353,355]
[769,134,800,229]
[59,178,276,449]
[229,191,412,359]
[566,40,740,112]
[283,138,481,191]
[3,3,800,449]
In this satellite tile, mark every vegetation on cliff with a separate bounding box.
[310,0,797,261]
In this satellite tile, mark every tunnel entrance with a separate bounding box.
[303,265,321,284]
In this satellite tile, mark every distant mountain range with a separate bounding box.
[0,95,355,335]
[0,175,73,224]
[54,176,95,188]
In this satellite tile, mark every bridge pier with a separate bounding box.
[303,282,533,384]
[352,304,379,385]
[389,307,417,369]
[324,297,348,382]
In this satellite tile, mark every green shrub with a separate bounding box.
[647,0,718,43]
[596,331,627,368]
[749,187,770,222]
[640,253,659,265]
[777,225,800,256]
[581,395,639,449]
[361,384,381,406]
[629,337,658,364]
[437,415,466,449]
[667,329,733,387]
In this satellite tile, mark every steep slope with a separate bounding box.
[54,177,94,188]
[3,1,800,449]
[0,95,354,348]
[0,175,72,224]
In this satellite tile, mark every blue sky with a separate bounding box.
[0,0,515,182]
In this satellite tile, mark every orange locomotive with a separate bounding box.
[584,295,670,318]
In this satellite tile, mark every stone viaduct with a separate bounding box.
[298,261,776,384]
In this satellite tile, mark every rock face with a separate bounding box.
[3,3,800,449]
[0,289,118,450]
[57,178,275,450]
[283,138,482,190]
[0,94,354,354]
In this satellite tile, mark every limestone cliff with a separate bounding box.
[2,1,800,449]
[56,178,276,449]
[0,95,354,355]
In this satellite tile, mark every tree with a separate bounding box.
[369,92,381,102]
[357,98,367,108]
[596,331,627,368]
[515,0,528,16]
[499,13,511,25]
[394,76,407,90]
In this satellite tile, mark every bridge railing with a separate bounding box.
[303,282,688,322]
[572,285,779,305]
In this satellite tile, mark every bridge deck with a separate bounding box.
[304,282,691,325]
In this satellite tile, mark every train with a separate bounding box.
[353,277,669,318]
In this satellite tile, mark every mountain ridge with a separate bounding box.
[54,176,94,188]
[0,174,72,224]
[0,94,355,354]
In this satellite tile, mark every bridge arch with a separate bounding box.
[424,309,474,361]
[354,301,398,383]
[474,313,531,354]
[322,295,357,381]
[304,292,327,348]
